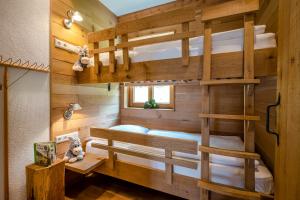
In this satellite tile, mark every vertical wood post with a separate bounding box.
[122,34,130,71]
[243,14,255,191]
[109,39,115,73]
[93,42,100,75]
[182,22,190,66]
[200,22,212,200]
[108,139,115,169]
[165,149,173,185]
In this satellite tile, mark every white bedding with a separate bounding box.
[147,129,260,168]
[98,25,276,65]
[86,138,274,194]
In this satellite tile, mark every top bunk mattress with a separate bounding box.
[98,25,276,65]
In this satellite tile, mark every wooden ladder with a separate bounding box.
[198,11,262,200]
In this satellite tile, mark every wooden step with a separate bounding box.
[198,114,260,121]
[200,79,260,86]
[199,146,260,160]
[65,153,105,175]
[198,180,261,200]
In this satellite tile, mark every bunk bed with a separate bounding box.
[73,0,277,199]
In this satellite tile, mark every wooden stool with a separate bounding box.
[26,159,65,200]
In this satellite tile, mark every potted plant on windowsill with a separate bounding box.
[144,99,159,109]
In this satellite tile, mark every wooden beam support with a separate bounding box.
[200,79,260,86]
[93,42,100,75]
[200,22,212,200]
[182,22,190,66]
[90,46,116,54]
[199,146,260,160]
[109,39,115,73]
[122,34,130,71]
[198,113,260,121]
[203,23,212,81]
[88,27,116,43]
[78,48,277,84]
[92,143,198,169]
[198,180,261,200]
[90,128,198,154]
[165,149,173,185]
[243,14,256,191]
[201,0,260,21]
[107,139,115,169]
[117,31,201,49]
[116,6,196,35]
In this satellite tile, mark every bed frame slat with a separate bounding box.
[90,128,198,154]
[91,143,198,169]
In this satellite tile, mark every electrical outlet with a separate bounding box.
[54,38,81,54]
[55,132,79,144]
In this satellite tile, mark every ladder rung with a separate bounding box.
[198,114,260,121]
[198,180,261,200]
[199,146,260,160]
[200,79,260,86]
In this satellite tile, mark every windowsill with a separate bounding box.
[124,107,175,111]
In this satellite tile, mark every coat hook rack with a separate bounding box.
[0,55,50,73]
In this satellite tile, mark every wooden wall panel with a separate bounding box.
[255,76,277,172]
[120,83,244,135]
[257,0,278,33]
[50,0,119,142]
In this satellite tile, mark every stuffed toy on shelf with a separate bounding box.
[63,137,85,163]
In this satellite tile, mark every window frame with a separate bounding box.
[128,85,175,109]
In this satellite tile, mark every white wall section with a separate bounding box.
[0,0,50,199]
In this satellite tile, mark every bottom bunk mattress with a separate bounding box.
[86,136,274,194]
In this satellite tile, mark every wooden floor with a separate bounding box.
[65,173,184,200]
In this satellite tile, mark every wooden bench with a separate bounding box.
[65,153,105,175]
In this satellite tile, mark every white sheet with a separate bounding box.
[147,129,260,168]
[98,25,276,65]
[86,139,274,194]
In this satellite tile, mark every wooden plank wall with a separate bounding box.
[255,0,278,172]
[120,84,244,135]
[257,0,278,33]
[50,0,119,146]
[255,76,277,172]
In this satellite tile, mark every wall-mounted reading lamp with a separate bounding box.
[64,10,83,29]
[63,103,82,120]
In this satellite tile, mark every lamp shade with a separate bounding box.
[70,103,82,111]
[72,11,83,22]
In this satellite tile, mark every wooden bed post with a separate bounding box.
[243,13,256,191]
[107,139,115,169]
[122,34,130,71]
[200,21,212,200]
[109,39,116,73]
[182,22,190,66]
[93,42,100,75]
[165,149,173,185]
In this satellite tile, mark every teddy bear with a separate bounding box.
[63,137,85,163]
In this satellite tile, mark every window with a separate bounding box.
[128,85,174,109]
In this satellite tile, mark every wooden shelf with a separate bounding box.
[199,146,260,160]
[198,114,260,121]
[198,180,261,200]
[200,79,260,86]
[65,153,105,175]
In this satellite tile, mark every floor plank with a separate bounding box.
[65,174,184,200]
